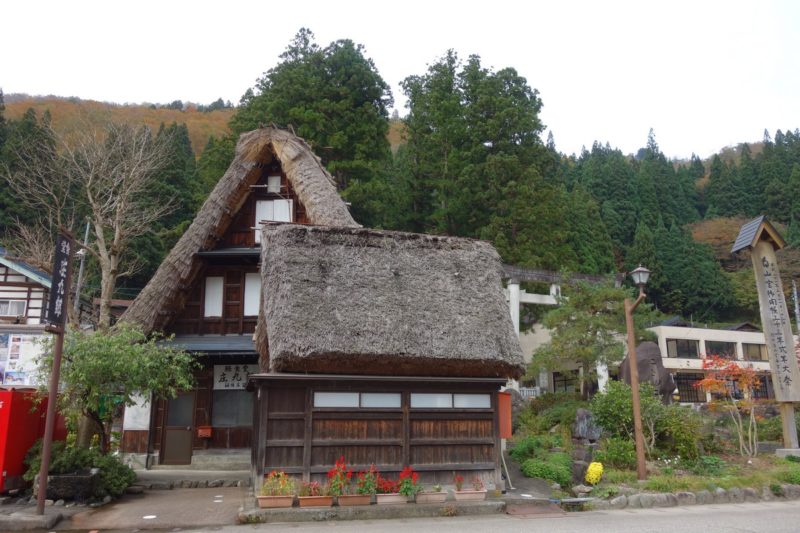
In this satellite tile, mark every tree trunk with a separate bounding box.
[76,416,100,448]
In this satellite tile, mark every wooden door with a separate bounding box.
[160,391,195,465]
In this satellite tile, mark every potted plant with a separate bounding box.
[397,466,421,502]
[257,470,296,508]
[329,457,370,506]
[416,483,447,504]
[297,481,333,507]
[453,475,487,501]
[375,473,405,505]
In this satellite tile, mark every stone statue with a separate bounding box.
[619,341,676,404]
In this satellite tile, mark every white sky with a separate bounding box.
[3,0,799,159]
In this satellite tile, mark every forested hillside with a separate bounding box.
[2,28,799,327]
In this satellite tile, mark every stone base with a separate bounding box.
[775,448,800,458]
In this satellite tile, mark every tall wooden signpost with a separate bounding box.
[733,217,800,454]
[36,232,73,515]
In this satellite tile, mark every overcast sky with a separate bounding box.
[3,0,799,159]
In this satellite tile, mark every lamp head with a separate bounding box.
[629,265,650,287]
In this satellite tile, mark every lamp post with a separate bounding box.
[624,265,650,481]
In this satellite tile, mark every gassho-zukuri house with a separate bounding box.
[119,127,525,488]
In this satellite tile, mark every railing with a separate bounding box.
[518,387,541,399]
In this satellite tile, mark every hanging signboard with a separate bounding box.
[213,364,256,390]
[45,234,73,327]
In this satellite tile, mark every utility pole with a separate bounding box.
[72,220,90,314]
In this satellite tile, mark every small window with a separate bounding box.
[410,393,452,408]
[314,392,359,408]
[0,300,26,316]
[743,343,768,362]
[243,273,261,316]
[453,394,491,408]
[361,393,401,408]
[705,341,737,359]
[255,199,293,242]
[267,175,282,193]
[203,277,224,317]
[212,390,253,427]
[666,339,700,358]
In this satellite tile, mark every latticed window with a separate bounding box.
[674,373,704,403]
[0,299,25,316]
[705,340,737,360]
[666,338,700,358]
[743,343,768,362]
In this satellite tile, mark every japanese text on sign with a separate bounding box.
[46,234,72,326]
[213,364,255,390]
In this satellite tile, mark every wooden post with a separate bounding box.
[37,232,73,515]
[625,287,648,481]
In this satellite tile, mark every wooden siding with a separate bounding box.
[0,265,47,325]
[252,377,502,487]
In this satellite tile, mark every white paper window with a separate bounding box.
[410,393,452,408]
[314,392,359,408]
[243,273,261,316]
[453,394,491,408]
[0,300,26,316]
[361,393,401,408]
[267,175,282,193]
[254,199,293,243]
[204,277,224,317]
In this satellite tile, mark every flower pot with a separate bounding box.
[415,491,448,504]
[453,489,487,501]
[337,494,372,506]
[298,495,334,507]
[376,493,407,505]
[256,495,294,508]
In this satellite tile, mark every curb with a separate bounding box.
[587,483,800,510]
[0,511,63,531]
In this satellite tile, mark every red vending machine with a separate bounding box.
[0,388,66,493]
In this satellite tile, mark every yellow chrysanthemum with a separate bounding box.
[585,462,603,485]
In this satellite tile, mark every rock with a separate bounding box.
[627,493,642,508]
[783,484,800,499]
[46,471,99,502]
[197,480,208,488]
[638,493,656,508]
[550,482,561,491]
[742,487,759,502]
[225,479,238,487]
[676,492,696,506]
[713,488,729,504]
[591,499,610,510]
[149,482,172,490]
[695,490,713,505]
[44,499,54,506]
[571,484,593,496]
[208,479,224,488]
[609,495,628,509]
[761,485,777,500]
[508,389,528,429]
[572,408,602,442]
[28,496,37,505]
[17,497,28,505]
[654,493,677,507]
[102,495,112,504]
[180,480,193,488]
[126,485,145,495]
[572,461,588,484]
[0,496,10,506]
[237,480,244,487]
[54,499,65,507]
[572,447,591,463]
[727,487,744,503]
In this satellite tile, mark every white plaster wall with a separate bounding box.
[122,393,151,430]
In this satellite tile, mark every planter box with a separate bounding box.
[46,470,99,502]
[453,490,487,501]
[376,493,407,505]
[337,494,372,506]
[298,495,334,507]
[256,495,294,508]
[416,491,448,504]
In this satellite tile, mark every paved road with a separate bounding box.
[184,500,800,533]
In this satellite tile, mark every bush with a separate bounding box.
[687,455,727,476]
[521,457,571,487]
[594,437,636,470]
[658,404,702,460]
[644,475,690,492]
[23,439,135,499]
[777,467,800,485]
[530,391,582,414]
[509,434,563,463]
[521,392,587,433]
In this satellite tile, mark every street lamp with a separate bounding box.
[625,265,650,481]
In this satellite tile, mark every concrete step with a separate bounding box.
[135,469,251,490]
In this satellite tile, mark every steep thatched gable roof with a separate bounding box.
[255,224,525,379]
[123,127,359,333]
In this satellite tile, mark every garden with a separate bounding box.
[509,375,800,507]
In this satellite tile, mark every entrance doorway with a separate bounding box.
[160,391,195,465]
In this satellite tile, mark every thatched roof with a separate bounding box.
[255,224,525,379]
[123,127,358,333]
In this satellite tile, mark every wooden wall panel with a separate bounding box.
[313,419,402,440]
[266,446,303,467]
[410,419,492,439]
[311,445,402,466]
[410,445,493,465]
[268,388,305,413]
[121,430,149,453]
[267,419,304,440]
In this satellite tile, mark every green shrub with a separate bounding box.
[23,439,135,499]
[687,455,727,476]
[594,437,636,470]
[657,404,701,460]
[530,391,582,414]
[590,382,663,446]
[509,434,564,462]
[785,455,800,464]
[778,467,800,484]
[521,457,572,487]
[644,475,690,492]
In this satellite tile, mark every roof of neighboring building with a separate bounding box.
[122,127,359,334]
[162,334,256,354]
[256,224,525,379]
[659,316,693,327]
[0,246,52,288]
[723,322,762,332]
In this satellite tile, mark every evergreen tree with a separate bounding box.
[196,134,236,209]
